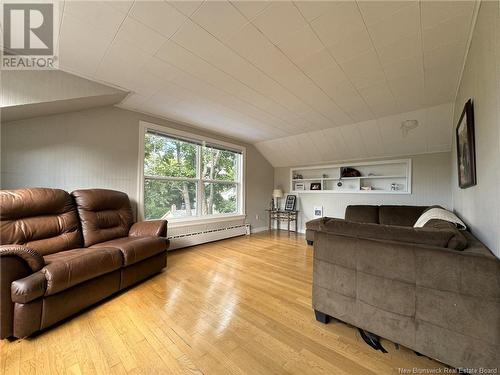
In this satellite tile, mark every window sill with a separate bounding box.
[165,214,246,228]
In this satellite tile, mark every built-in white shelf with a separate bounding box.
[290,159,411,195]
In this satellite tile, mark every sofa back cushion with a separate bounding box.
[0,188,82,255]
[378,205,428,227]
[72,189,133,247]
[345,205,379,224]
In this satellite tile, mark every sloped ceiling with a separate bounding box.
[25,1,477,165]
[255,102,453,167]
[0,70,127,121]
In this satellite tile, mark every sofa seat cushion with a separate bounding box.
[91,236,167,266]
[43,247,123,295]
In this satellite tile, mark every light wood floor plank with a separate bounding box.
[0,231,447,374]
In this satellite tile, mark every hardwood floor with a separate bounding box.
[0,231,446,375]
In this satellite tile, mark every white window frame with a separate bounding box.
[137,121,246,225]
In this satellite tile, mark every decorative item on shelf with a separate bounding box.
[322,174,328,178]
[272,189,283,210]
[341,167,361,178]
[361,186,372,191]
[295,182,305,191]
[391,183,399,191]
[310,183,321,190]
[293,173,303,180]
[456,99,476,189]
[284,195,297,211]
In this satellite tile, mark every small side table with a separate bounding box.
[267,209,299,233]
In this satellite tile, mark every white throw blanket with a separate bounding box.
[414,208,467,230]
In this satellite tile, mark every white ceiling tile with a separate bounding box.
[357,1,416,26]
[168,1,204,17]
[56,0,468,156]
[340,49,386,89]
[421,1,475,30]
[338,124,368,159]
[64,1,126,35]
[94,39,151,89]
[383,55,423,81]
[294,1,340,22]
[357,120,386,157]
[58,13,115,76]
[366,2,420,48]
[191,1,248,41]
[425,103,454,148]
[424,41,466,72]
[328,27,373,63]
[129,1,186,38]
[311,2,365,48]
[107,1,134,14]
[252,1,308,45]
[230,1,270,21]
[294,48,337,76]
[376,33,422,66]
[115,17,166,55]
[277,26,324,63]
[422,12,472,52]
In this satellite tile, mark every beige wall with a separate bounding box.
[0,106,273,231]
[274,152,452,232]
[452,0,500,257]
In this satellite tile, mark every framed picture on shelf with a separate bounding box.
[310,183,321,190]
[295,182,305,190]
[456,99,476,189]
[284,195,297,211]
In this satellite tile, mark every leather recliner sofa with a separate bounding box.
[0,187,169,339]
[308,205,500,370]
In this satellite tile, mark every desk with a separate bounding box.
[267,210,299,232]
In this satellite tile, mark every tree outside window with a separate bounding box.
[143,131,242,220]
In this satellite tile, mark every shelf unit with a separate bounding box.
[290,159,411,194]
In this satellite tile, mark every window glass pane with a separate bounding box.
[202,146,238,181]
[201,182,237,215]
[144,133,197,178]
[144,179,197,219]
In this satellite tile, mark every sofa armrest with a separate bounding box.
[0,245,44,338]
[11,272,46,303]
[319,218,457,249]
[129,220,168,237]
[0,245,45,272]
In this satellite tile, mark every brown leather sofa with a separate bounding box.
[309,205,500,370]
[0,188,168,339]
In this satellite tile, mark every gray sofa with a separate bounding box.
[309,205,500,370]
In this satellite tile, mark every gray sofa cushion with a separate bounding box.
[422,219,467,250]
[319,218,463,249]
[345,205,379,223]
[378,205,428,227]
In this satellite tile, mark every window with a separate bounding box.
[139,123,244,222]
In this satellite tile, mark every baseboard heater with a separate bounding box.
[168,224,250,250]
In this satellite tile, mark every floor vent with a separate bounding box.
[168,224,250,250]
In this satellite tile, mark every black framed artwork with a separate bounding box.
[284,195,296,211]
[310,183,321,190]
[456,99,476,189]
